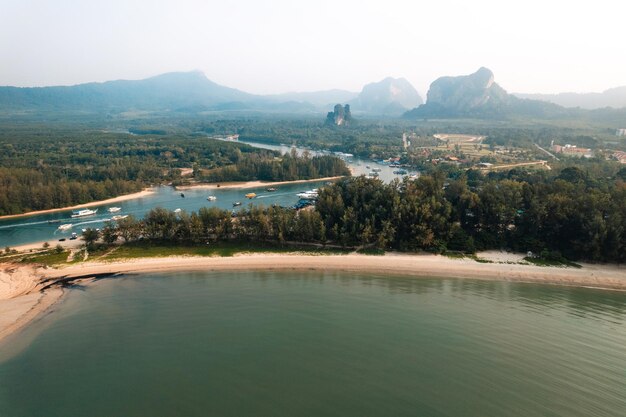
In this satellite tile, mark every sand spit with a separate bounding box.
[1,253,624,344]
[175,176,346,190]
[0,189,155,221]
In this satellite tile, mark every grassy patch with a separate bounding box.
[523,257,582,268]
[20,250,69,266]
[472,256,493,263]
[101,241,350,261]
[356,248,385,255]
[443,252,467,259]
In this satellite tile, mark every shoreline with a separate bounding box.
[0,176,347,220]
[0,188,155,221]
[1,253,624,345]
[50,253,626,290]
[175,176,346,190]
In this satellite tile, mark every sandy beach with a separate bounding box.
[175,176,346,190]
[1,252,624,344]
[48,253,626,289]
[0,188,155,221]
[0,264,64,343]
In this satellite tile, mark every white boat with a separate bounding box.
[297,190,319,200]
[57,224,73,231]
[207,195,217,201]
[111,215,128,221]
[108,207,121,213]
[71,208,98,218]
[174,208,182,213]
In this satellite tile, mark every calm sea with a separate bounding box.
[1,271,624,417]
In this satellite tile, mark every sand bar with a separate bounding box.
[0,189,155,221]
[47,253,625,290]
[0,264,64,344]
[175,176,346,190]
[1,252,624,344]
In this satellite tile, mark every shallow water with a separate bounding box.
[1,272,624,417]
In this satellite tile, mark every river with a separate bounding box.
[0,139,414,248]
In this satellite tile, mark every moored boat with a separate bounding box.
[266,187,277,192]
[207,195,217,201]
[233,201,242,207]
[245,193,256,199]
[71,208,98,218]
[296,189,319,200]
[108,207,121,213]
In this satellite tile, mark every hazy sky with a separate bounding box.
[1,0,624,95]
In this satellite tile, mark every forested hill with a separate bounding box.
[0,72,420,115]
[0,71,255,112]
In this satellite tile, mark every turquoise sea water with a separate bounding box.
[0,272,624,417]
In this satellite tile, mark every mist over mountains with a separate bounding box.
[1,69,624,121]
[514,87,626,110]
[0,72,423,116]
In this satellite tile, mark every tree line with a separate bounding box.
[0,127,348,215]
[90,164,625,262]
[197,150,350,182]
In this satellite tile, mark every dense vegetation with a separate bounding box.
[91,162,625,262]
[2,115,625,263]
[196,117,625,160]
[198,150,349,182]
[0,126,348,215]
[315,165,626,262]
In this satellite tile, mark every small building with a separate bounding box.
[616,129,626,136]
[612,151,626,164]
[552,144,592,158]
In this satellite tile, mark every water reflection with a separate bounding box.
[255,271,626,323]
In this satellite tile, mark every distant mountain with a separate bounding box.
[514,86,626,109]
[0,72,417,115]
[0,71,257,112]
[350,77,423,115]
[265,89,358,108]
[405,67,566,119]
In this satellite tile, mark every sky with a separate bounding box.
[1,0,625,95]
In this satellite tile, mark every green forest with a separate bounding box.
[0,126,348,215]
[198,150,349,182]
[87,162,625,262]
